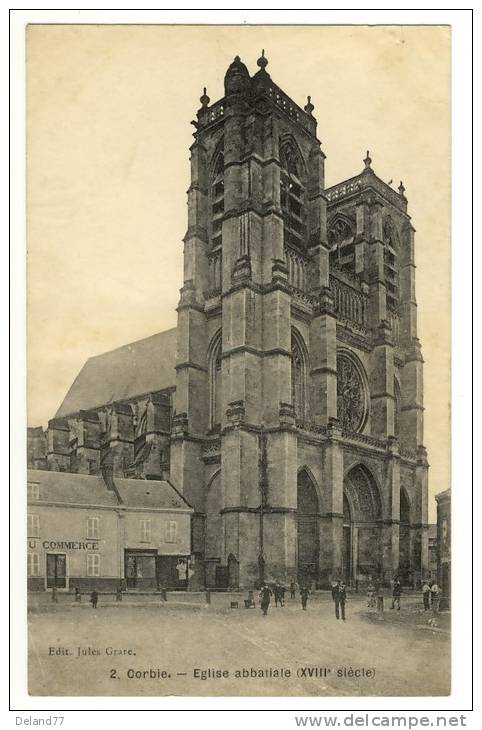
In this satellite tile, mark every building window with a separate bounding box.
[27,482,40,500]
[291,331,307,423]
[165,521,178,543]
[209,333,222,430]
[87,553,100,577]
[27,514,40,537]
[336,352,368,433]
[280,141,305,251]
[140,519,151,543]
[211,150,224,249]
[27,553,40,577]
[394,378,402,439]
[383,215,399,309]
[86,516,100,540]
[328,215,356,275]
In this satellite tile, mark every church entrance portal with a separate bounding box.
[296,469,320,587]
[343,465,382,583]
[399,488,411,584]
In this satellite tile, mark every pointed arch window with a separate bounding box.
[383,215,399,309]
[291,331,307,423]
[394,378,402,439]
[211,150,224,249]
[209,334,222,431]
[328,215,356,275]
[280,142,305,250]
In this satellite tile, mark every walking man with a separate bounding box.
[259,584,272,616]
[391,576,402,611]
[289,580,296,600]
[422,580,431,611]
[300,585,309,610]
[333,580,347,620]
[90,590,98,609]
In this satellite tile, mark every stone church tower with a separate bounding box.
[170,52,429,589]
[28,52,429,592]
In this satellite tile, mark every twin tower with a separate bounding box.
[170,53,429,589]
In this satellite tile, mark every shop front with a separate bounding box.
[124,550,191,590]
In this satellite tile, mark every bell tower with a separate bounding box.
[170,52,329,587]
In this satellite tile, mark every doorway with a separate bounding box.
[46,553,67,589]
[227,553,239,589]
[399,488,411,584]
[124,550,157,590]
[342,495,352,580]
[343,464,382,581]
[297,469,320,586]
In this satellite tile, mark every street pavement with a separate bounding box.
[28,592,450,697]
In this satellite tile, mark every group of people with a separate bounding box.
[422,579,440,612]
[258,582,311,615]
[365,575,441,613]
[56,577,442,616]
[258,579,347,619]
[365,575,404,611]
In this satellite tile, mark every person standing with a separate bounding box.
[74,586,81,603]
[430,582,440,614]
[333,580,347,620]
[391,576,402,610]
[422,580,431,611]
[259,584,272,616]
[300,585,309,610]
[280,584,286,606]
[90,590,98,609]
[289,581,296,600]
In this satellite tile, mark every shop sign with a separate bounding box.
[28,540,100,551]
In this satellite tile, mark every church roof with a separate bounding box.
[55,328,177,418]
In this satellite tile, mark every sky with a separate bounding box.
[26,25,451,520]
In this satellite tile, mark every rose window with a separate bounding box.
[336,354,367,432]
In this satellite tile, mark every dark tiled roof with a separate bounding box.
[115,478,192,511]
[27,469,192,511]
[27,469,119,507]
[55,328,177,417]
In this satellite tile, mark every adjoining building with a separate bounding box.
[435,488,451,608]
[27,469,193,591]
[28,52,430,590]
[428,524,438,580]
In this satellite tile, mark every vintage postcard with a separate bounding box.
[25,23,451,697]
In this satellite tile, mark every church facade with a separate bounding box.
[28,53,429,590]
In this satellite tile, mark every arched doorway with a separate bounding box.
[399,488,411,584]
[227,553,239,590]
[342,494,352,579]
[297,469,320,587]
[343,464,382,582]
[204,471,224,589]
